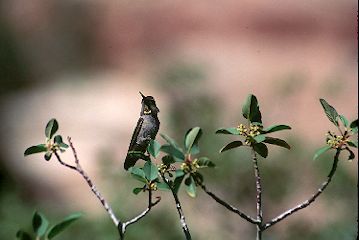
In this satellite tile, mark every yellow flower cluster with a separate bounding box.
[237,123,262,145]
[326,131,347,149]
[148,182,158,191]
[181,159,200,174]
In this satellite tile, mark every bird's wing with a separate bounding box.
[128,117,144,151]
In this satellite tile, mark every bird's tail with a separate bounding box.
[124,151,150,170]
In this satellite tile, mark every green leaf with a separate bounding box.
[44,152,52,161]
[319,99,339,126]
[346,147,355,161]
[219,141,243,153]
[45,119,59,139]
[262,125,291,134]
[350,119,358,133]
[157,182,171,191]
[148,139,161,158]
[197,157,215,168]
[339,115,349,127]
[173,175,185,194]
[253,143,268,158]
[185,177,196,197]
[313,145,331,160]
[143,161,158,181]
[32,211,49,237]
[347,140,358,148]
[253,134,266,143]
[175,169,185,177]
[263,137,290,150]
[160,145,185,162]
[130,167,147,183]
[133,187,144,195]
[242,94,262,123]
[16,230,32,240]
[53,135,69,149]
[47,213,82,239]
[162,155,175,165]
[184,127,202,154]
[160,133,180,148]
[24,144,48,156]
[215,127,240,135]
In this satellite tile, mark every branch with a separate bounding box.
[194,178,258,224]
[263,149,341,230]
[251,149,263,240]
[54,137,120,228]
[121,190,161,234]
[161,173,192,240]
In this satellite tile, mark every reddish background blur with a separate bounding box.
[0,1,357,239]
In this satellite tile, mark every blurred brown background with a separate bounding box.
[0,0,357,239]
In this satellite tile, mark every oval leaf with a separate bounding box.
[45,119,59,139]
[347,140,358,148]
[44,152,52,161]
[160,133,180,148]
[253,134,266,143]
[263,137,290,150]
[144,161,159,181]
[313,145,331,160]
[319,99,339,126]
[215,127,240,135]
[197,157,215,168]
[157,182,171,191]
[47,213,82,239]
[160,145,185,162]
[339,115,349,127]
[32,211,49,237]
[130,167,147,183]
[184,127,202,154]
[133,187,144,195]
[253,143,268,158]
[185,177,196,197]
[242,94,262,123]
[350,119,358,133]
[24,144,48,156]
[173,175,185,194]
[262,125,291,134]
[147,139,161,158]
[346,147,355,161]
[220,141,243,153]
[162,155,175,165]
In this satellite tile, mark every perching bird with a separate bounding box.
[124,92,160,170]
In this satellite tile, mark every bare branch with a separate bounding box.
[161,173,192,240]
[122,191,161,232]
[53,137,120,227]
[263,149,341,230]
[251,149,263,239]
[194,178,258,224]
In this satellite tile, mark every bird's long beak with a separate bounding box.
[139,91,146,99]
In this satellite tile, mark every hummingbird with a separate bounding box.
[124,92,160,170]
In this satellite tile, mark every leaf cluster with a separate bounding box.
[16,211,82,240]
[314,99,357,161]
[217,94,291,158]
[24,119,68,161]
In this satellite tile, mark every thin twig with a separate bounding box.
[161,173,192,240]
[251,149,263,240]
[54,137,121,227]
[194,178,258,224]
[121,191,161,232]
[263,149,341,230]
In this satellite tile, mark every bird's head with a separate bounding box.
[140,92,160,115]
